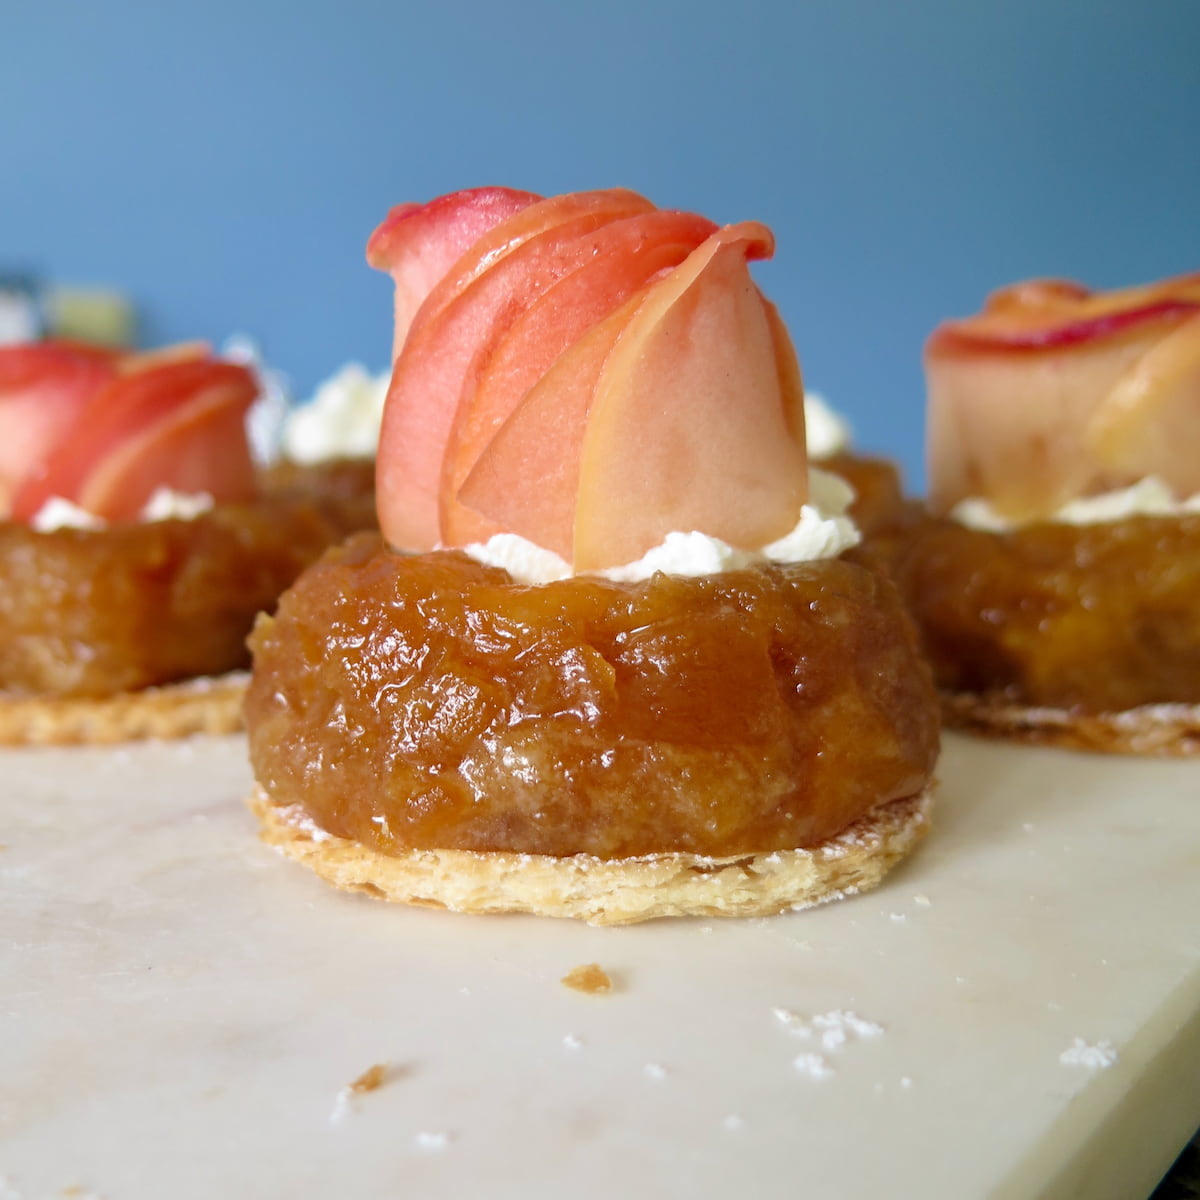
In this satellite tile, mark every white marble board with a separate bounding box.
[2,732,1199,1199]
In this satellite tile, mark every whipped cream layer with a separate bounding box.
[951,476,1200,532]
[803,392,852,459]
[281,363,390,464]
[30,488,216,532]
[464,468,861,585]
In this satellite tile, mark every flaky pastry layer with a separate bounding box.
[0,672,248,746]
[249,785,934,926]
[941,691,1200,756]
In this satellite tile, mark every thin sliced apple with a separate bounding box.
[984,279,1091,312]
[376,190,657,550]
[405,189,654,338]
[366,187,541,362]
[932,297,1200,352]
[572,222,807,572]
[933,269,1200,353]
[0,341,119,515]
[1086,312,1200,496]
[440,209,719,545]
[117,340,212,374]
[12,360,259,522]
[762,294,807,448]
[457,294,644,560]
[925,327,1167,517]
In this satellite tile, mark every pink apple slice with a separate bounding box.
[366,187,541,361]
[439,208,719,545]
[405,188,654,338]
[12,359,259,522]
[1085,311,1200,495]
[0,341,119,516]
[456,294,644,560]
[572,221,807,572]
[375,189,657,550]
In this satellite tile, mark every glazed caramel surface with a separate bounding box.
[0,464,375,697]
[246,536,939,859]
[885,513,1200,712]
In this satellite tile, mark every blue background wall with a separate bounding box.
[3,0,1198,485]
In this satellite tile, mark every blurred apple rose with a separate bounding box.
[926,272,1200,522]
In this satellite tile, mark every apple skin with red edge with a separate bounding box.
[366,187,541,364]
[0,341,120,516]
[368,188,811,572]
[10,356,260,524]
[926,271,1200,520]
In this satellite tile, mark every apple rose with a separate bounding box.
[0,340,259,523]
[926,271,1200,522]
[366,187,810,572]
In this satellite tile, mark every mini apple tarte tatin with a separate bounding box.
[885,273,1200,754]
[246,187,940,924]
[0,341,375,744]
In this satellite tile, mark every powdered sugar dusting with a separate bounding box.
[774,1008,885,1051]
[793,1052,835,1079]
[415,1130,452,1152]
[1060,1038,1118,1069]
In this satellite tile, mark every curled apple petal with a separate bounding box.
[366,187,541,362]
[926,270,1200,518]
[440,208,719,546]
[0,341,120,516]
[12,359,259,522]
[573,222,806,570]
[1086,312,1200,494]
[374,189,656,550]
[459,231,803,568]
[458,295,643,560]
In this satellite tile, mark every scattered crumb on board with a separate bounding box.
[561,963,613,994]
[330,1062,393,1124]
[348,1062,389,1094]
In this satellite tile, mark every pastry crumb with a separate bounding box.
[329,1062,393,1124]
[561,963,613,994]
[349,1062,389,1094]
